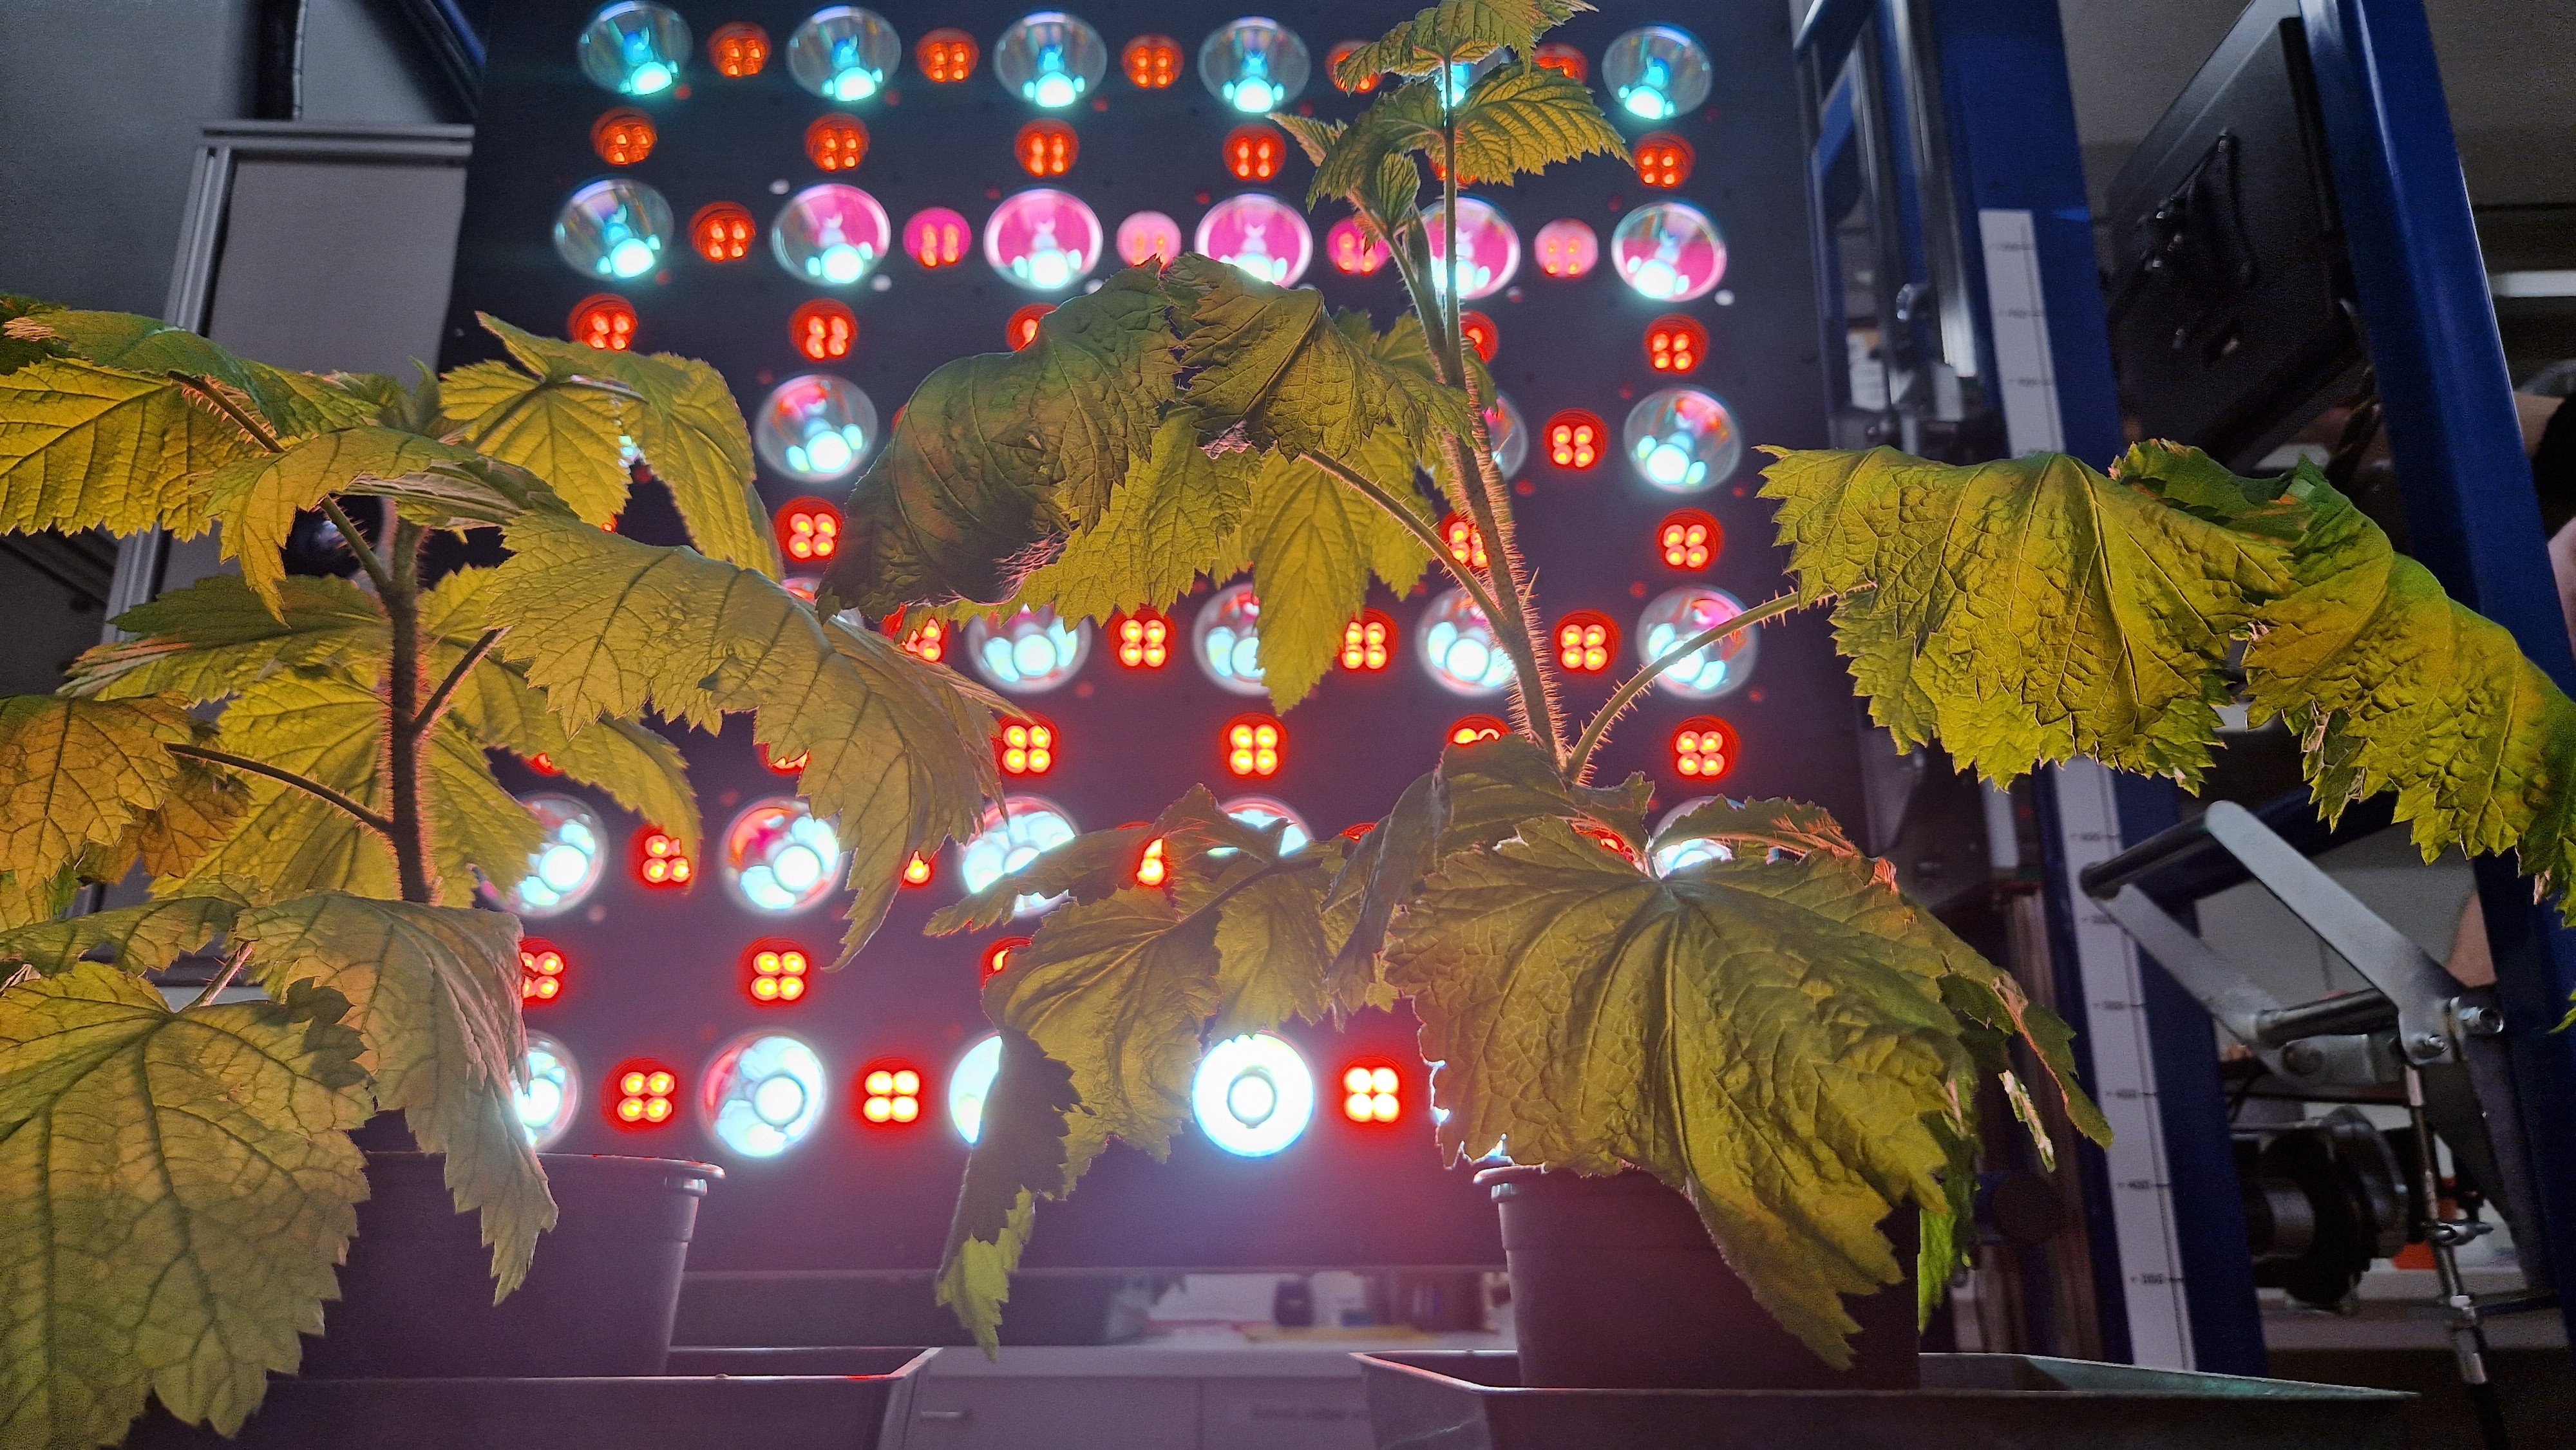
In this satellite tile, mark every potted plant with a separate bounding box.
[786,0,2571,1410]
[0,302,1001,1448]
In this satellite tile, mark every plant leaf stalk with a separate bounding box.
[1565,592,1805,781]
[383,519,434,905]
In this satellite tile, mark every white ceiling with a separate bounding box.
[2058,0,2576,210]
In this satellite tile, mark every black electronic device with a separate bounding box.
[440,0,1859,1281]
[2105,0,2362,469]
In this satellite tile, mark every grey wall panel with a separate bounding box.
[204,156,467,373]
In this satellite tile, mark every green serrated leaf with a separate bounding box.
[0,964,370,1445]
[1385,815,1980,1366]
[200,427,488,613]
[824,268,1182,613]
[1334,0,1589,88]
[3,310,375,437]
[426,724,546,909]
[934,1028,1079,1353]
[439,360,636,526]
[0,694,194,894]
[165,670,395,902]
[1244,438,1433,708]
[1208,855,1338,1039]
[1327,769,1443,984]
[68,573,386,704]
[0,890,252,977]
[485,513,999,961]
[233,894,553,1296]
[926,824,1151,937]
[474,315,776,578]
[1650,796,1867,865]
[999,411,1256,625]
[0,359,264,537]
[1759,446,2292,787]
[1444,62,1628,184]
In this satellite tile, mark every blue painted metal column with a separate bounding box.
[2302,0,2576,1354]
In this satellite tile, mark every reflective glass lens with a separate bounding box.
[753,375,878,482]
[1195,193,1313,287]
[1637,587,1758,699]
[996,12,1109,108]
[984,187,1104,291]
[1198,17,1311,112]
[723,798,844,913]
[1601,25,1712,124]
[578,3,691,95]
[703,1033,828,1158]
[965,607,1091,693]
[1622,386,1741,493]
[771,183,893,286]
[785,7,901,103]
[510,795,607,918]
[1417,588,1516,695]
[1611,200,1727,302]
[554,179,673,281]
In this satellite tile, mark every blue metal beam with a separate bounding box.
[2300,0,2576,1355]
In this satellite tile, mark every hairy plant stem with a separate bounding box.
[317,497,395,596]
[173,372,283,453]
[189,941,254,1010]
[1565,592,1805,782]
[384,520,434,905]
[167,744,397,835]
[1299,449,1513,637]
[417,627,505,736]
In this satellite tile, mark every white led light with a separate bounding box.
[1417,588,1516,696]
[1420,197,1520,301]
[1193,1033,1315,1156]
[1191,582,1269,696]
[786,7,901,104]
[509,795,606,918]
[1649,796,1738,876]
[772,184,893,288]
[996,13,1108,109]
[704,1033,828,1158]
[957,796,1081,916]
[1217,796,1311,855]
[950,1033,1003,1144]
[1198,18,1311,113]
[554,180,673,281]
[965,607,1091,693]
[1611,202,1727,303]
[1622,386,1741,494]
[1195,193,1314,287]
[985,188,1106,293]
[755,375,879,484]
[516,1034,581,1150]
[723,798,845,913]
[578,2,692,95]
[1637,587,1758,700]
[1601,25,1712,125]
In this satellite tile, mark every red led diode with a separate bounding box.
[1439,513,1489,571]
[519,939,567,1003]
[918,27,978,82]
[1459,311,1498,363]
[744,939,811,1003]
[708,22,770,77]
[902,852,934,887]
[612,1063,677,1127]
[1634,133,1694,189]
[1533,43,1587,82]
[1340,610,1395,672]
[1647,315,1707,373]
[1224,124,1285,182]
[591,109,656,165]
[1135,836,1168,887]
[1225,715,1282,778]
[1017,120,1078,177]
[1659,510,1721,570]
[1448,715,1508,748]
[1327,40,1381,93]
[981,936,1030,984]
[1007,303,1054,350]
[887,610,948,663]
[905,207,972,268]
[1554,610,1618,674]
[1325,217,1387,275]
[860,1064,923,1124]
[1112,609,1171,668]
[997,717,1056,775]
[634,825,693,887]
[1546,409,1605,469]
[790,299,855,361]
[1341,1062,1403,1123]
[777,496,842,563]
[1123,35,1182,88]
[569,295,636,352]
[806,114,869,172]
[1672,717,1739,780]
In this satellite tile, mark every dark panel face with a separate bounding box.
[444,0,1855,1274]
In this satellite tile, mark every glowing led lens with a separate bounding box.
[578,2,691,96]
[1017,118,1079,176]
[957,796,1081,916]
[1417,588,1515,696]
[1448,714,1508,747]
[744,939,813,1004]
[1602,24,1712,124]
[1327,39,1379,93]
[1659,509,1721,569]
[520,939,568,1003]
[806,113,870,171]
[1192,582,1269,697]
[1421,197,1519,300]
[613,1063,678,1127]
[690,202,756,263]
[996,12,1108,109]
[791,299,857,360]
[708,21,770,77]
[1428,50,1504,107]
[1634,133,1694,189]
[591,108,656,165]
[554,179,672,281]
[509,795,606,917]
[1534,218,1599,279]
[860,1062,924,1124]
[703,1032,828,1158]
[1623,386,1741,494]
[1533,42,1587,82]
[1007,303,1054,349]
[1195,193,1312,287]
[569,294,637,351]
[965,607,1090,693]
[1671,715,1738,780]
[1219,796,1311,854]
[900,206,972,270]
[516,1035,580,1149]
[1647,314,1708,373]
[1650,795,1737,876]
[1340,609,1395,671]
[786,7,900,103]
[1199,18,1311,113]
[984,187,1103,292]
[1612,200,1727,303]
[918,26,979,82]
[1638,587,1758,699]
[1546,408,1605,469]
[723,798,844,913]
[1341,1062,1401,1123]
[997,717,1057,776]
[771,184,893,287]
[1223,714,1283,778]
[1193,1033,1315,1156]
[1486,392,1529,478]
[1124,33,1182,88]
[632,825,694,887]
[1555,610,1619,674]
[1324,216,1387,274]
[753,375,878,483]
[1115,211,1183,267]
[1224,124,1287,183]
[950,1033,1004,1143]
[1113,608,1172,668]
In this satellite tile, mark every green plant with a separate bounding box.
[812,0,2576,1370]
[0,303,1001,1449]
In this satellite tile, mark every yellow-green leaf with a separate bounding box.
[0,965,369,1446]
[233,894,553,1296]
[439,360,636,526]
[426,723,547,909]
[0,694,193,893]
[67,573,385,704]
[1244,438,1434,708]
[1384,816,1982,1365]
[1759,446,2292,787]
[200,426,485,613]
[999,411,1256,625]
[3,310,376,437]
[933,1030,1079,1353]
[0,889,254,977]
[1333,0,1589,87]
[165,672,395,902]
[1444,62,1627,184]
[0,359,262,537]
